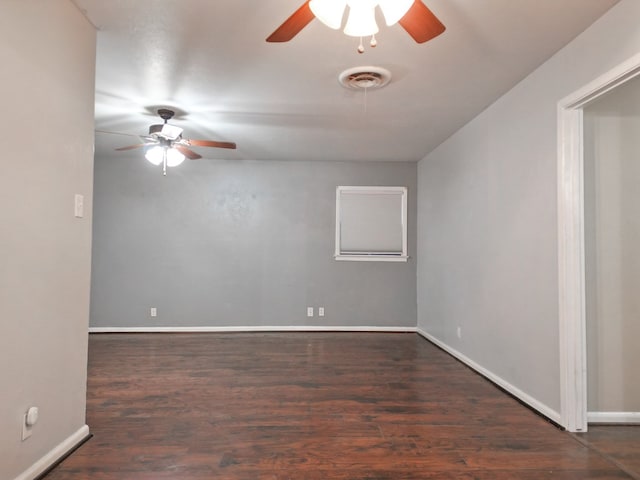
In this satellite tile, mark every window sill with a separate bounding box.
[334,255,409,263]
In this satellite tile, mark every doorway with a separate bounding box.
[558,52,640,433]
[583,77,640,424]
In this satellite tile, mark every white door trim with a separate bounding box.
[557,52,640,433]
[588,412,640,424]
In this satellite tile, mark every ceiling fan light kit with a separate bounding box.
[165,148,186,167]
[310,0,412,36]
[378,0,414,26]
[144,146,186,168]
[308,0,346,29]
[144,146,165,166]
[268,0,445,53]
[343,2,379,38]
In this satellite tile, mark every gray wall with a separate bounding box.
[417,0,640,416]
[0,1,95,479]
[90,157,417,328]
[584,77,640,413]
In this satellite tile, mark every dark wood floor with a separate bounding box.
[575,426,640,479]
[45,332,634,479]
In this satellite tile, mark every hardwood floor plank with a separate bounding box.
[574,426,640,479]
[43,333,633,479]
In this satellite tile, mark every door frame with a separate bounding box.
[557,52,640,432]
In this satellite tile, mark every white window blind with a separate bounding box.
[335,186,408,262]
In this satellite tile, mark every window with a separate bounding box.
[335,186,408,262]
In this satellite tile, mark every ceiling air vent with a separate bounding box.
[338,66,392,90]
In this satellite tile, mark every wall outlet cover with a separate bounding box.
[21,414,32,441]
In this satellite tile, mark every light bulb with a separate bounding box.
[145,146,164,165]
[343,1,378,37]
[166,148,185,167]
[309,0,347,29]
[378,0,413,26]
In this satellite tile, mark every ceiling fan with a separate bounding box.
[267,0,445,51]
[109,109,237,175]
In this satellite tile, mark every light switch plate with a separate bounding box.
[74,194,84,218]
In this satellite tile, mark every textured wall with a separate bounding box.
[0,1,95,478]
[90,158,417,329]
[417,0,640,415]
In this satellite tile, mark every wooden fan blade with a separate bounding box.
[399,1,446,44]
[115,144,147,151]
[174,146,202,160]
[187,139,237,150]
[96,129,141,138]
[266,1,315,42]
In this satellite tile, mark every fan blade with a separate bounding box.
[96,129,141,138]
[399,1,445,44]
[187,139,237,150]
[266,1,315,42]
[174,146,202,160]
[115,144,147,151]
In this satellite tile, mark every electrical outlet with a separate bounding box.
[22,414,32,441]
[318,307,325,317]
[457,326,462,339]
[307,307,314,317]
[21,407,38,441]
[150,307,157,317]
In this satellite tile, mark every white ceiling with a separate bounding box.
[74,0,619,163]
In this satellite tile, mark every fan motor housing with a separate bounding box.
[149,123,183,140]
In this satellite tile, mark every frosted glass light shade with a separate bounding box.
[145,146,164,165]
[343,2,378,37]
[378,0,413,26]
[309,0,347,29]
[166,148,185,167]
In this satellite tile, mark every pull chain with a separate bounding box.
[357,34,378,53]
[364,85,368,114]
[162,149,167,176]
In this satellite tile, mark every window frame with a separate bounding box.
[334,185,408,262]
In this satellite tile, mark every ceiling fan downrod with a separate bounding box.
[157,108,175,123]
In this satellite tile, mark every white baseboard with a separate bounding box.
[13,424,89,480]
[89,326,418,333]
[416,328,562,424]
[588,411,640,424]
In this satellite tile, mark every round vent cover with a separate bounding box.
[338,66,392,90]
